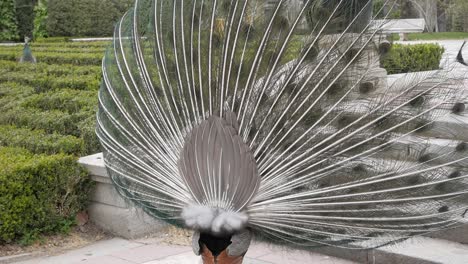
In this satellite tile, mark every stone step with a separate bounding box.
[314,237,468,264]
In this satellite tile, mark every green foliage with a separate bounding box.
[21,89,98,113]
[33,0,48,39]
[47,0,134,37]
[0,125,85,155]
[0,71,101,92]
[381,43,445,75]
[448,0,468,32]
[0,106,88,136]
[0,147,92,243]
[0,40,105,159]
[0,39,103,245]
[0,0,19,41]
[373,0,400,19]
[14,0,36,40]
[0,49,103,65]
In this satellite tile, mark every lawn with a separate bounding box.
[393,32,468,41]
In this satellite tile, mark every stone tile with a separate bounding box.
[257,250,357,264]
[111,244,191,263]
[245,242,276,259]
[16,238,143,264]
[142,252,200,264]
[142,253,272,264]
[73,255,136,264]
[244,258,273,264]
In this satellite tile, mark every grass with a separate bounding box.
[393,32,468,41]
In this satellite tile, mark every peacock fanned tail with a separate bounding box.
[96,0,468,250]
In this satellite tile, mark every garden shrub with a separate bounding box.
[0,106,88,136]
[0,0,19,41]
[0,125,84,155]
[0,82,35,102]
[0,45,104,54]
[0,60,102,77]
[33,0,48,39]
[0,147,92,243]
[0,50,103,65]
[21,89,98,114]
[381,43,445,75]
[0,71,100,92]
[14,0,35,40]
[32,40,110,48]
[47,0,134,37]
[77,116,100,155]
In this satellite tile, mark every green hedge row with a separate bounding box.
[0,60,102,77]
[0,71,100,92]
[78,116,101,155]
[0,106,92,135]
[0,83,100,155]
[32,41,110,48]
[0,82,35,101]
[22,89,98,113]
[0,125,84,155]
[0,50,103,65]
[0,46,105,55]
[0,147,92,243]
[0,108,99,155]
[382,43,445,75]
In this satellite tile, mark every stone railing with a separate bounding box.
[78,153,166,238]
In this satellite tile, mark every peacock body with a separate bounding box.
[96,0,468,261]
[19,37,36,64]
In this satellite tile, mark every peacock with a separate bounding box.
[96,0,468,263]
[19,37,36,64]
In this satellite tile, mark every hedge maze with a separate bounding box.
[0,40,107,243]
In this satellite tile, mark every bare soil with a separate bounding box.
[0,223,111,258]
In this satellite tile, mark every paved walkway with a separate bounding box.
[14,238,357,264]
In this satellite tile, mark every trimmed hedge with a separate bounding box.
[0,82,35,103]
[382,43,445,75]
[0,39,102,244]
[78,116,100,155]
[0,147,92,243]
[0,106,91,136]
[47,0,133,37]
[21,89,98,113]
[0,60,102,77]
[0,45,105,54]
[0,50,103,65]
[32,40,110,48]
[0,125,84,155]
[0,71,100,92]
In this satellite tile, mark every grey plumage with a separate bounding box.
[97,0,468,250]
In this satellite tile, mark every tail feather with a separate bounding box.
[97,0,468,249]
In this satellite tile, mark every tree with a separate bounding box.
[47,0,133,37]
[408,0,438,32]
[15,0,36,40]
[0,0,19,41]
[33,0,48,38]
[447,0,468,32]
